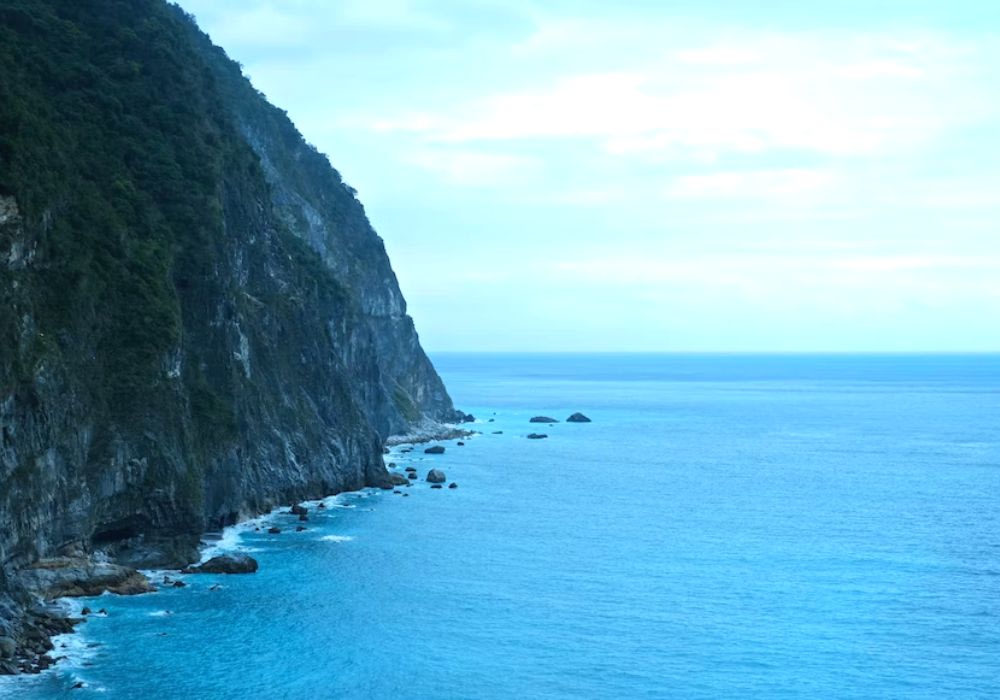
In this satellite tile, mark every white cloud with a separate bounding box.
[402,149,540,186]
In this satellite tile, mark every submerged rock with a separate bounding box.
[529,416,558,424]
[456,441,465,446]
[527,433,548,440]
[430,484,443,489]
[424,445,445,455]
[183,554,259,575]
[426,469,447,484]
[448,483,458,489]
[566,412,592,423]
[268,527,282,535]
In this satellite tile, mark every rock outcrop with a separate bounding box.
[566,413,592,423]
[530,416,559,424]
[426,469,447,484]
[183,554,259,575]
[0,0,463,672]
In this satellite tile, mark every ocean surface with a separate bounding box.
[5,353,1000,698]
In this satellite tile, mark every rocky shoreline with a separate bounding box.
[1,421,473,676]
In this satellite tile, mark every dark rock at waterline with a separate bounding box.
[296,526,307,532]
[492,431,503,434]
[0,637,16,660]
[317,503,327,509]
[527,433,548,440]
[566,412,592,423]
[424,445,445,454]
[431,484,443,489]
[172,580,186,588]
[488,418,495,422]
[183,554,259,575]
[389,473,409,486]
[408,472,417,479]
[530,416,558,423]
[268,527,282,535]
[426,469,447,484]
[383,447,391,454]
[81,608,91,616]
[388,462,396,468]
[449,483,458,489]
[405,466,417,472]
[456,441,465,446]
[289,504,308,516]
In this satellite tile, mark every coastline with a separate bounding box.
[1,420,474,678]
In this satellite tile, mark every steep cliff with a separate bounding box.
[0,0,462,670]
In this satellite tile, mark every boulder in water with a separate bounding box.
[448,482,458,489]
[390,473,409,486]
[289,504,308,516]
[424,445,445,455]
[426,469,447,484]
[527,433,548,440]
[529,416,558,423]
[184,554,259,575]
[566,412,592,423]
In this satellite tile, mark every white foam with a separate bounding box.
[319,535,353,543]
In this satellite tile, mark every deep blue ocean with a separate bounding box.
[5,353,1000,698]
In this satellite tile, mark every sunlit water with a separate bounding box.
[5,354,1000,698]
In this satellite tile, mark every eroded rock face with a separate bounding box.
[0,1,463,674]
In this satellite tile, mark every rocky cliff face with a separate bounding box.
[0,0,462,670]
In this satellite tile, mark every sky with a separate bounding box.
[175,0,1000,352]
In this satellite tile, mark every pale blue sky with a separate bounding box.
[176,0,1000,352]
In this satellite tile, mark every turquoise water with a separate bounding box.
[6,353,1000,698]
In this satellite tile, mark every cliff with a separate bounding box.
[0,0,463,671]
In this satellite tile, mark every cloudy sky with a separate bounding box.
[176,0,1000,352]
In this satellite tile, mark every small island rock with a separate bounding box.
[529,416,558,423]
[426,469,447,484]
[566,412,592,423]
[424,445,445,454]
[527,433,548,440]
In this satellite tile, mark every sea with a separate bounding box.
[4,353,1000,698]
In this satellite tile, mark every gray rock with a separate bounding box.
[426,469,447,484]
[566,412,592,423]
[424,445,445,454]
[389,473,409,486]
[527,433,548,440]
[0,636,15,659]
[183,554,259,575]
[529,416,558,423]
[448,483,458,489]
